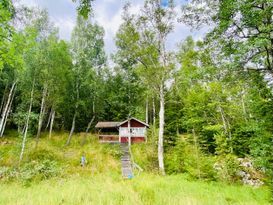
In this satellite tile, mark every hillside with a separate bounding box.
[0,132,271,205]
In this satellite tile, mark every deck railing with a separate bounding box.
[98,134,119,143]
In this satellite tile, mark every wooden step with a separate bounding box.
[120,143,133,178]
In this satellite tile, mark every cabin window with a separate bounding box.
[119,127,146,136]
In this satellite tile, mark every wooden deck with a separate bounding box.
[98,135,119,143]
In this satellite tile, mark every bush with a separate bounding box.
[214,154,241,183]
[28,148,60,162]
[20,159,61,182]
[165,138,217,181]
[0,159,62,184]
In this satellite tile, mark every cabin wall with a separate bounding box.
[97,119,148,143]
[120,137,145,143]
[119,119,147,143]
[120,119,145,128]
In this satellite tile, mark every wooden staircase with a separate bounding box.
[120,143,133,178]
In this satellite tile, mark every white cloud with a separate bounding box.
[17,0,208,61]
[54,17,75,41]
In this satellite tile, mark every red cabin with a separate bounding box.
[95,117,149,143]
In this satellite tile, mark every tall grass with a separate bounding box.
[0,131,271,205]
[0,131,121,175]
[0,174,271,205]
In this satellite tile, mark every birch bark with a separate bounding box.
[0,81,16,137]
[0,86,15,137]
[36,86,47,146]
[49,109,55,139]
[19,79,35,164]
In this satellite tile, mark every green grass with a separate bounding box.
[0,174,271,205]
[0,131,271,205]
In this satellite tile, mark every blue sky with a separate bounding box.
[17,0,207,58]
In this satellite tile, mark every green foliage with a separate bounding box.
[72,0,94,18]
[0,159,61,184]
[1,0,273,191]
[20,160,61,183]
[214,155,241,183]
[131,142,158,172]
[165,137,217,180]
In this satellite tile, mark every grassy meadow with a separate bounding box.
[0,131,271,205]
[0,173,271,205]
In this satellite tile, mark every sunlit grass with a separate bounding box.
[0,131,271,205]
[0,174,271,205]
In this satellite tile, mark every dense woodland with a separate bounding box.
[0,0,273,187]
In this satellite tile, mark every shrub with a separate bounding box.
[214,154,241,183]
[28,148,60,162]
[0,160,62,184]
[165,138,217,181]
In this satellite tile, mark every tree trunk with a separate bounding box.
[81,101,95,146]
[0,87,15,137]
[0,84,8,113]
[192,128,201,179]
[49,109,55,139]
[36,86,47,146]
[0,81,16,137]
[66,111,76,146]
[19,79,35,165]
[158,84,165,175]
[241,88,248,122]
[66,80,79,146]
[81,115,95,146]
[218,105,233,153]
[145,98,149,124]
[45,108,53,130]
[152,97,156,138]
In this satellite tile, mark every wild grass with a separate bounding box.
[0,174,271,205]
[0,131,271,205]
[0,131,121,175]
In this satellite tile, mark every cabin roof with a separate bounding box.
[118,117,149,127]
[95,121,121,128]
[95,117,149,129]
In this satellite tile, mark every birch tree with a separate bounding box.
[115,0,176,174]
[66,15,106,145]
[181,0,273,92]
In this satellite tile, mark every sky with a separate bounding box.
[17,0,208,58]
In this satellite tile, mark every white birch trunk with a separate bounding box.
[81,115,95,146]
[158,84,165,175]
[0,81,16,137]
[241,89,248,122]
[45,108,53,130]
[152,97,156,136]
[66,111,76,145]
[0,87,15,137]
[36,86,47,145]
[219,105,233,153]
[19,80,35,164]
[85,115,95,134]
[66,80,79,146]
[158,26,166,175]
[81,101,95,146]
[145,98,149,124]
[49,109,55,139]
[0,84,8,113]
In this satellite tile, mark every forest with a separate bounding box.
[0,0,272,204]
